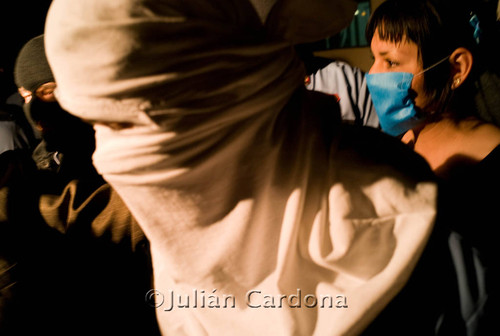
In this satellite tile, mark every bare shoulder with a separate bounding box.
[464,121,500,160]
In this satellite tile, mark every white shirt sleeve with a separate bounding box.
[307,60,380,128]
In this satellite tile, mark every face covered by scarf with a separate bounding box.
[44,0,359,195]
[45,1,438,335]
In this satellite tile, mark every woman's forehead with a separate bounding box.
[374,22,415,45]
[371,30,419,56]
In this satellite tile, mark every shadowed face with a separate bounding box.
[20,81,95,154]
[18,81,57,104]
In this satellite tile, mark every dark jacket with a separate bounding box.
[0,150,159,336]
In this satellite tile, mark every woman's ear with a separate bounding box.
[449,47,473,90]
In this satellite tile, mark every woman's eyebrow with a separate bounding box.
[374,50,390,57]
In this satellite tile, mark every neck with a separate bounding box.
[402,117,500,178]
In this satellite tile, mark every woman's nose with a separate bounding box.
[368,61,381,75]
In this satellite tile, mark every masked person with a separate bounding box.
[366,0,500,334]
[0,34,159,335]
[14,35,99,188]
[45,0,459,334]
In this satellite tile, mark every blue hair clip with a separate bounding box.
[469,12,481,44]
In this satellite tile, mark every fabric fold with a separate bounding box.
[45,0,437,334]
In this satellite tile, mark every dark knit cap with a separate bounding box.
[14,34,54,92]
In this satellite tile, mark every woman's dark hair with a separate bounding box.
[366,0,494,122]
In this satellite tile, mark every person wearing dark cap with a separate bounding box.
[2,34,159,336]
[14,34,57,105]
[14,34,99,185]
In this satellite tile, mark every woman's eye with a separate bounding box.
[386,59,399,67]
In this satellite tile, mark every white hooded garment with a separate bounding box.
[45,0,437,334]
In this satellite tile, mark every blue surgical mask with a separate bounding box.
[366,56,449,137]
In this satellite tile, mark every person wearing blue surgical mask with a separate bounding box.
[365,1,500,334]
[366,0,500,177]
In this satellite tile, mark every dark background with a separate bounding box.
[1,1,52,101]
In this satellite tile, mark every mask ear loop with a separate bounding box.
[415,55,450,77]
[412,55,451,120]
